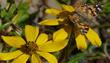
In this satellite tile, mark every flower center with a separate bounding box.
[20,42,38,55]
[57,11,73,18]
[57,11,75,26]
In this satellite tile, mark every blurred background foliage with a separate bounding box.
[0,0,110,63]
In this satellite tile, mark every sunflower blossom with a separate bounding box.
[0,25,68,63]
[39,4,75,25]
[39,4,102,50]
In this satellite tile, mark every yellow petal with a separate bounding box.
[86,28,102,47]
[25,25,39,42]
[0,50,23,60]
[45,8,61,16]
[37,52,57,63]
[75,34,87,49]
[12,54,30,63]
[38,39,68,52]
[62,4,75,12]
[39,19,60,26]
[40,40,53,44]
[58,18,64,22]
[2,36,26,48]
[53,28,68,42]
[31,54,41,63]
[36,33,48,45]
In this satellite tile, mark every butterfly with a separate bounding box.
[70,0,101,34]
[57,0,101,34]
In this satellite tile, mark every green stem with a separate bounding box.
[0,22,12,31]
[104,40,110,59]
[2,22,12,29]
[93,24,110,28]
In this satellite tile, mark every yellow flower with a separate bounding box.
[76,28,102,49]
[39,4,75,25]
[38,4,102,49]
[0,25,68,63]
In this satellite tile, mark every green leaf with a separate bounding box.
[68,53,86,63]
[0,24,3,31]
[18,2,29,13]
[1,9,8,18]
[63,0,71,4]
[1,4,16,20]
[12,13,29,24]
[8,4,16,16]
[18,14,29,23]
[103,2,110,13]
[86,0,95,4]
[18,14,29,27]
